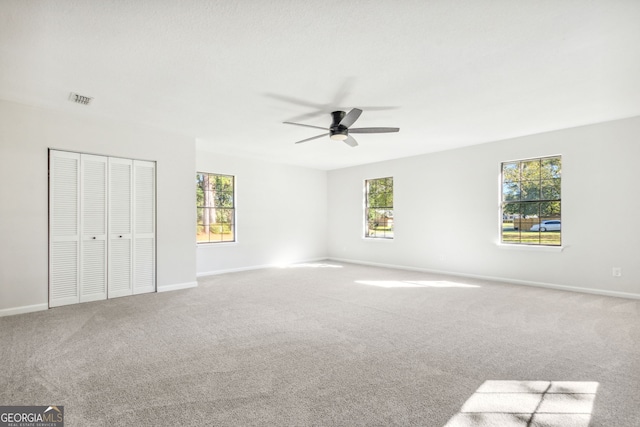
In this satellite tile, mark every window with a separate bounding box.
[501,156,561,246]
[196,173,235,243]
[365,177,394,239]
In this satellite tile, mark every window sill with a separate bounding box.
[363,237,394,242]
[496,242,564,252]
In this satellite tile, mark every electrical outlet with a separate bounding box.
[612,267,622,277]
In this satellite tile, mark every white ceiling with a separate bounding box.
[2,1,640,170]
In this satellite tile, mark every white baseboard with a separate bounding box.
[157,281,198,293]
[328,257,640,300]
[196,257,329,277]
[0,303,49,317]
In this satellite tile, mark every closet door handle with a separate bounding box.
[92,237,96,239]
[119,235,123,238]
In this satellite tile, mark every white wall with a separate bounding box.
[327,116,640,298]
[0,99,197,315]
[196,152,327,275]
[2,98,637,315]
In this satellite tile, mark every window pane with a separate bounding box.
[502,162,518,174]
[366,221,376,237]
[196,225,209,243]
[196,207,204,225]
[196,175,205,207]
[521,181,541,201]
[367,221,394,239]
[216,209,233,223]
[200,207,212,227]
[521,160,541,180]
[502,202,520,242]
[207,224,220,242]
[367,194,375,208]
[541,157,561,179]
[503,182,520,201]
[222,227,234,242]
[382,193,393,208]
[502,229,521,244]
[541,179,561,200]
[540,201,561,218]
[502,202,521,220]
[520,231,542,245]
[216,175,233,191]
[521,201,540,218]
[217,191,234,208]
[369,190,391,208]
[539,233,560,246]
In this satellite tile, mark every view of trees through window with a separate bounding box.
[501,156,561,246]
[365,177,394,239]
[196,173,235,243]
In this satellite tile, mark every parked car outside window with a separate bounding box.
[530,220,561,232]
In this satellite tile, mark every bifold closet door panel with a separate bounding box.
[133,160,155,295]
[79,154,108,303]
[50,151,156,307]
[49,150,81,307]
[108,157,133,298]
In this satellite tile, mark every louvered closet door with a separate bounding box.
[79,154,108,303]
[108,158,133,298]
[133,160,155,294]
[49,151,81,307]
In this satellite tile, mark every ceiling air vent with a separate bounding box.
[68,92,93,105]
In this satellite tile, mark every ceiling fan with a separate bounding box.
[283,108,399,147]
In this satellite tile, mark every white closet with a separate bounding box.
[49,150,156,308]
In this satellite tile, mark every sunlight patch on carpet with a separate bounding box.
[444,380,599,427]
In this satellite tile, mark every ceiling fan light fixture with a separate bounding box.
[330,133,348,141]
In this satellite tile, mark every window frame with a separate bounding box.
[364,176,394,240]
[196,172,236,244]
[500,155,561,247]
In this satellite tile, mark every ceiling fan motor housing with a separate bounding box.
[330,111,348,140]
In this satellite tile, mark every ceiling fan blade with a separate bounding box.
[349,127,400,134]
[284,110,328,123]
[334,106,399,114]
[340,108,363,128]
[331,77,355,108]
[265,93,324,109]
[355,106,399,111]
[343,135,358,147]
[283,121,329,131]
[294,133,329,144]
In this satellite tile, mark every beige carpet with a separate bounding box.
[1,261,639,426]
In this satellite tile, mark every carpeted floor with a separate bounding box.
[1,261,639,426]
